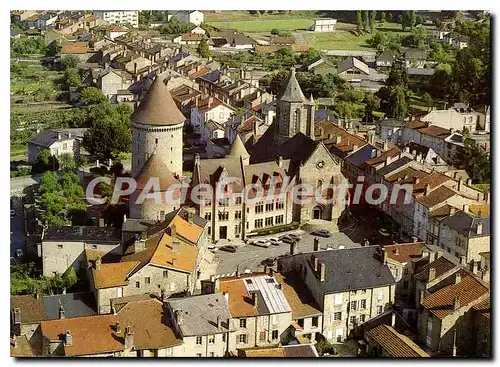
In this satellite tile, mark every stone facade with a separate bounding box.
[131,122,184,178]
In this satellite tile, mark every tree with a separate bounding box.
[430,63,452,99]
[356,11,363,35]
[386,60,408,89]
[369,10,377,33]
[421,92,432,111]
[39,171,59,194]
[63,267,78,290]
[361,11,369,32]
[315,340,336,356]
[45,40,61,57]
[82,104,132,160]
[197,37,211,58]
[58,153,76,171]
[389,86,408,119]
[363,93,381,122]
[80,87,108,105]
[271,28,280,35]
[452,138,490,184]
[60,54,79,69]
[380,12,386,23]
[62,68,82,89]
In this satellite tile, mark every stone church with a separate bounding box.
[192,68,348,242]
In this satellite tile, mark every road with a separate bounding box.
[10,197,26,264]
[10,174,43,195]
[214,230,359,276]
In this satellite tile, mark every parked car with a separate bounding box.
[288,233,301,241]
[261,257,275,266]
[220,245,237,253]
[269,238,282,246]
[253,240,271,248]
[15,249,23,258]
[311,229,331,238]
[280,235,296,244]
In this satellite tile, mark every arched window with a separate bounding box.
[293,109,301,134]
[317,180,323,196]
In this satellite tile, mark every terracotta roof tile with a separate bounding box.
[60,42,89,54]
[316,120,366,155]
[386,167,428,185]
[385,243,425,263]
[365,146,401,166]
[469,203,490,218]
[473,297,490,318]
[407,120,428,129]
[413,172,451,192]
[367,324,430,357]
[414,256,456,282]
[196,96,224,113]
[274,273,322,318]
[117,298,182,350]
[92,261,139,289]
[219,278,258,317]
[416,185,456,208]
[418,125,450,139]
[169,215,205,245]
[421,273,489,319]
[41,314,123,356]
[239,347,285,357]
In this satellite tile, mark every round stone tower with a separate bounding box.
[131,75,185,178]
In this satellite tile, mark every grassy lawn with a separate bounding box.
[11,143,27,157]
[303,30,375,51]
[208,18,314,32]
[205,10,320,22]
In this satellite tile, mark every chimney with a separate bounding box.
[59,305,65,319]
[68,132,72,139]
[123,214,127,223]
[216,315,221,329]
[270,268,274,277]
[428,267,436,281]
[208,96,213,107]
[382,247,387,264]
[290,242,297,256]
[453,296,460,310]
[277,155,283,167]
[353,145,359,151]
[455,272,461,284]
[223,291,229,304]
[335,135,341,144]
[404,146,410,154]
[419,290,425,304]
[115,322,121,334]
[170,224,177,238]
[95,256,102,271]
[64,330,73,347]
[462,204,469,213]
[460,256,466,265]
[312,255,318,271]
[313,237,319,252]
[385,156,391,166]
[458,177,463,191]
[124,326,134,350]
[391,312,396,327]
[466,178,472,186]
[11,334,17,349]
[383,140,388,151]
[425,184,431,196]
[414,177,420,184]
[476,221,483,235]
[194,153,200,167]
[99,217,105,227]
[57,132,62,140]
[12,308,21,324]
[253,119,258,135]
[412,150,417,156]
[436,251,443,259]
[319,262,326,282]
[252,291,259,308]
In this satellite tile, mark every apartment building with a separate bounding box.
[94,10,139,28]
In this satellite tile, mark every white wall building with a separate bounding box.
[94,10,139,28]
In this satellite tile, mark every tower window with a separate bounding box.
[155,138,158,144]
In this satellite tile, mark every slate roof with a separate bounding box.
[441,212,490,238]
[28,128,87,148]
[315,108,338,122]
[276,68,307,103]
[11,295,46,324]
[131,76,186,126]
[167,293,233,336]
[43,292,97,320]
[44,226,121,243]
[337,57,369,75]
[376,50,395,62]
[403,49,426,60]
[413,256,456,282]
[298,247,395,294]
[407,68,435,76]
[379,118,406,127]
[367,324,430,357]
[345,144,377,169]
[377,156,413,176]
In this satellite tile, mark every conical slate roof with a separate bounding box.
[227,134,250,159]
[277,67,307,103]
[135,151,179,191]
[131,76,186,126]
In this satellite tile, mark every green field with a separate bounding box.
[205,10,321,22]
[208,18,314,32]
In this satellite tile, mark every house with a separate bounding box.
[383,242,426,302]
[105,26,129,41]
[237,344,318,357]
[190,96,235,136]
[303,56,336,76]
[375,50,396,68]
[41,226,122,277]
[11,294,46,347]
[165,293,235,357]
[277,246,396,342]
[219,274,293,348]
[40,296,183,356]
[365,324,429,357]
[173,33,206,45]
[34,12,59,29]
[27,128,87,164]
[407,67,436,83]
[94,10,139,28]
[59,42,93,63]
[439,210,490,265]
[418,270,489,354]
[168,10,204,26]
[403,49,427,68]
[377,118,407,144]
[472,298,490,357]
[419,108,481,134]
[209,30,254,51]
[308,18,337,32]
[337,57,370,78]
[97,68,134,103]
[190,25,206,35]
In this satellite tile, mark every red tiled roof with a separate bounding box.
[385,242,425,263]
[418,125,450,139]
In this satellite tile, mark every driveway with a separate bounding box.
[213,229,359,276]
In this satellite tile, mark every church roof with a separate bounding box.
[135,151,179,191]
[131,76,186,126]
[276,67,307,103]
[227,134,250,160]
